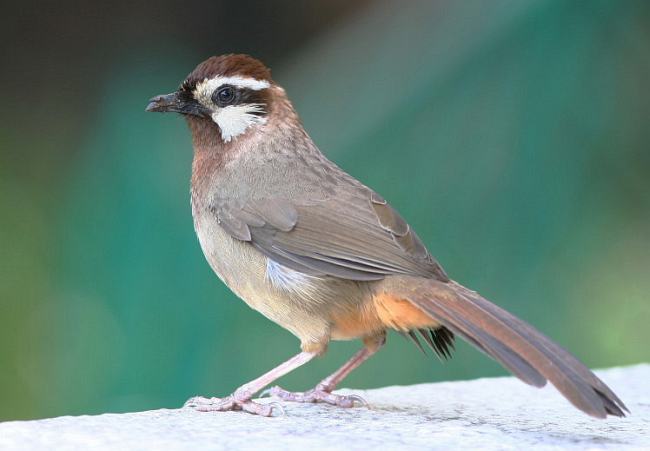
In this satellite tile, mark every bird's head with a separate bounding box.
[146,54,278,143]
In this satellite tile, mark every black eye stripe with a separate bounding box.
[238,88,264,104]
[210,86,269,116]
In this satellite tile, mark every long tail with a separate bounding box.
[387,276,628,418]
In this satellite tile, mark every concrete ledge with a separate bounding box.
[1,365,648,450]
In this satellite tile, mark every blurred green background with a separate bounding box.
[1,0,648,421]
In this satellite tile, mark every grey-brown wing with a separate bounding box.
[212,188,448,282]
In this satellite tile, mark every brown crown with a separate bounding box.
[181,54,273,90]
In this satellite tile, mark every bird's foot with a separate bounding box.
[184,394,284,417]
[264,384,368,408]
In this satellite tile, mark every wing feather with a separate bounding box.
[212,187,447,281]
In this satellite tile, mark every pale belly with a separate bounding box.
[192,209,373,345]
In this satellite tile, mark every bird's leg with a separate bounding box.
[184,351,316,416]
[268,334,385,408]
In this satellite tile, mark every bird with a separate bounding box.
[146,53,627,418]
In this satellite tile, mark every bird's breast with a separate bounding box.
[191,198,371,344]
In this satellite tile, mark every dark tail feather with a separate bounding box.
[400,277,628,418]
[401,330,426,354]
[449,281,628,416]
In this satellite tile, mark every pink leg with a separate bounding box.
[185,351,316,416]
[269,336,385,407]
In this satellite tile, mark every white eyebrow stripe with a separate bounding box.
[196,76,270,94]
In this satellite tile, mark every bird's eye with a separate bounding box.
[213,85,237,106]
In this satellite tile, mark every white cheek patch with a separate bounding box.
[193,75,271,142]
[212,104,267,142]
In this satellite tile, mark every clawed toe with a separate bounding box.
[258,388,273,398]
[184,396,214,409]
[344,394,369,408]
[268,386,368,408]
[183,395,282,417]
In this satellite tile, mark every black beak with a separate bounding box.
[146,92,181,112]
[145,91,208,117]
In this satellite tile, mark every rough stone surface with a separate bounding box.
[1,365,648,450]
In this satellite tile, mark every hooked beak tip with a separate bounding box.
[145,91,207,117]
[145,92,178,113]
[145,98,160,112]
